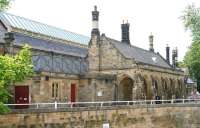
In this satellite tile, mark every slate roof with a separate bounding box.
[0,12,90,45]
[14,32,88,57]
[105,37,172,69]
[0,12,172,68]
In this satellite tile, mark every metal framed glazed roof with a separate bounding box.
[0,12,90,45]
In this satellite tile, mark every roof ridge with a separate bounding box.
[2,12,89,39]
[105,36,156,55]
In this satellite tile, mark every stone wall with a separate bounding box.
[88,33,186,100]
[99,35,134,70]
[79,78,115,102]
[88,35,100,72]
[12,73,116,104]
[1,105,200,128]
[13,73,80,103]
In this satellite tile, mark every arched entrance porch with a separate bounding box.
[118,77,134,101]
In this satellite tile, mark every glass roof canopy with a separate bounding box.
[0,12,90,45]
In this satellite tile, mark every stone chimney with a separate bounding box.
[121,21,130,44]
[166,44,170,64]
[172,47,178,68]
[149,33,154,52]
[91,5,100,36]
[88,6,100,71]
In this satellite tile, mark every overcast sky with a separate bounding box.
[6,0,200,61]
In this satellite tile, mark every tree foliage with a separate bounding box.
[0,45,33,114]
[182,4,200,91]
[0,0,12,11]
[177,61,186,68]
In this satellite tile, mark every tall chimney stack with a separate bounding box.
[149,33,154,52]
[172,47,178,68]
[166,44,170,64]
[91,5,100,36]
[121,21,130,44]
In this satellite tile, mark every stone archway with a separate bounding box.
[176,79,182,98]
[179,78,186,97]
[169,78,176,99]
[118,77,134,101]
[143,78,148,99]
[165,78,171,99]
[142,75,152,100]
[151,76,159,98]
[161,77,168,99]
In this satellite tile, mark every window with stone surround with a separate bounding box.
[52,82,59,98]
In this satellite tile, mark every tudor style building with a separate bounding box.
[0,6,185,106]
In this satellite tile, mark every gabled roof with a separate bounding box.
[105,37,172,69]
[0,12,90,45]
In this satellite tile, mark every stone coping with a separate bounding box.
[8,103,200,114]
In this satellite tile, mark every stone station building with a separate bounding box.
[0,6,185,106]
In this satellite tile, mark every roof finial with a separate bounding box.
[94,5,97,11]
[149,33,154,52]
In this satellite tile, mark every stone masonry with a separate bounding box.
[1,104,200,128]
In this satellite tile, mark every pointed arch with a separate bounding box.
[151,76,159,98]
[118,75,134,101]
[161,77,168,99]
[143,75,152,100]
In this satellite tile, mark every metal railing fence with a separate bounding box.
[4,98,200,110]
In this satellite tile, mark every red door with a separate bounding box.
[71,84,76,102]
[15,86,29,109]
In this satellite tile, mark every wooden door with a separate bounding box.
[71,84,76,102]
[15,86,29,109]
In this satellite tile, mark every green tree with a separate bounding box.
[0,0,12,11]
[0,45,33,114]
[182,4,200,91]
[177,61,186,68]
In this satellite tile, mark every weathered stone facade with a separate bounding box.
[87,6,185,101]
[0,6,186,105]
[1,104,200,128]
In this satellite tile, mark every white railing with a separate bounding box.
[4,99,200,110]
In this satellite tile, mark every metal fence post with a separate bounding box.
[36,103,39,109]
[101,102,103,107]
[55,101,57,109]
[70,103,73,108]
